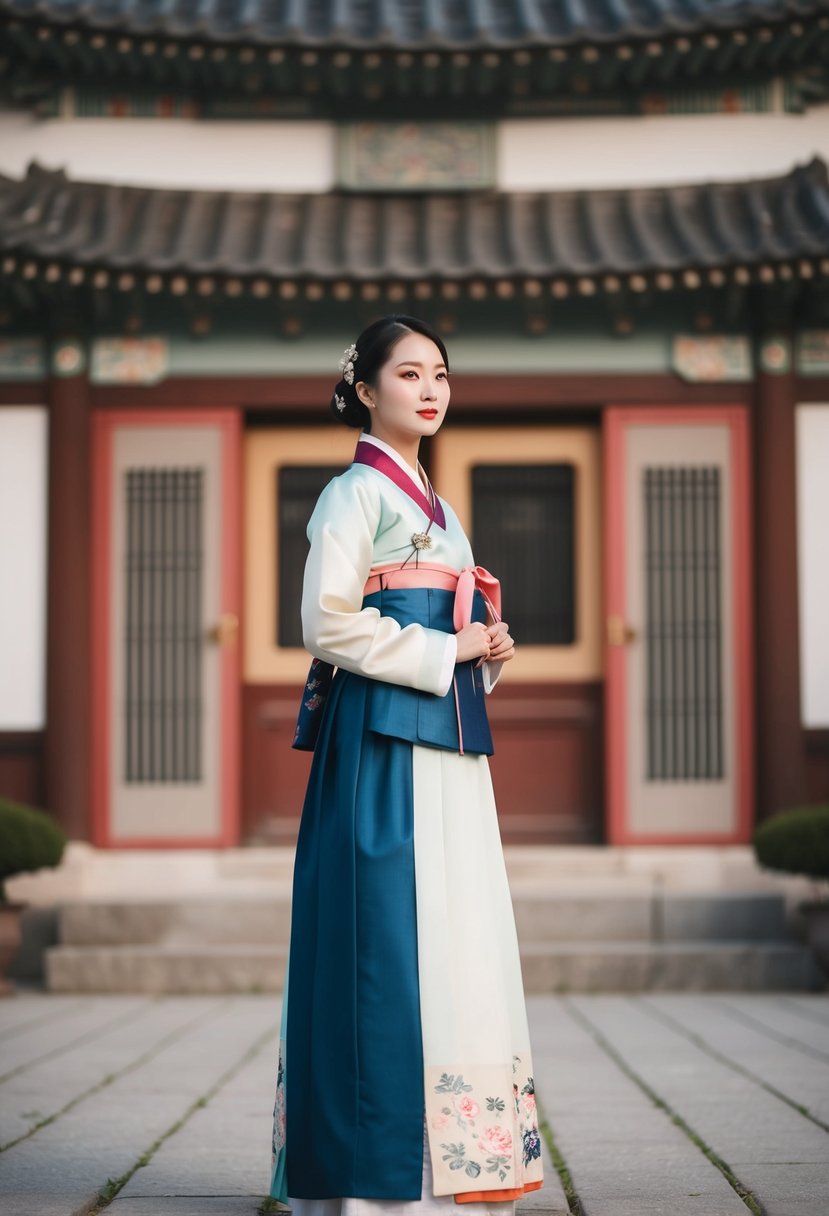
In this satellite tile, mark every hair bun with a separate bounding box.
[330,378,369,429]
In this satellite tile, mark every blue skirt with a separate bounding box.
[276,664,426,1200]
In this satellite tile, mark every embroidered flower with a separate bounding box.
[304,693,323,711]
[271,1053,286,1158]
[478,1124,513,1157]
[431,1112,451,1130]
[523,1092,536,1114]
[523,1126,542,1165]
[454,1094,480,1121]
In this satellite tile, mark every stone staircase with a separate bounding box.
[38,846,823,993]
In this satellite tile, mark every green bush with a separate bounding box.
[753,805,829,882]
[0,797,66,901]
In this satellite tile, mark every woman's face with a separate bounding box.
[356,330,450,448]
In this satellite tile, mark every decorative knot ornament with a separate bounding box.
[334,392,346,412]
[339,343,358,385]
[411,531,433,550]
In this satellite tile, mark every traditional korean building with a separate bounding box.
[1,0,828,852]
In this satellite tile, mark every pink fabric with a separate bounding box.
[362,561,502,633]
[453,565,502,631]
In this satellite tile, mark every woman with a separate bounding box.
[270,315,543,1215]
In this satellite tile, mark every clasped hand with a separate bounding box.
[455,619,515,667]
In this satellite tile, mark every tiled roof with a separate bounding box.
[3,1,827,112]
[2,0,828,48]
[1,158,828,301]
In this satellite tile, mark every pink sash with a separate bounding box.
[363,560,501,629]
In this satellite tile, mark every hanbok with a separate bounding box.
[270,432,543,1214]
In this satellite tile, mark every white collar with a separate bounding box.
[357,432,429,495]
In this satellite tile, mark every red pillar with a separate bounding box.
[44,339,91,840]
[753,333,806,819]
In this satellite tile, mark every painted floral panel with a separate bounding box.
[425,1053,543,1197]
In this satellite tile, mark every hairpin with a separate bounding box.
[339,343,358,385]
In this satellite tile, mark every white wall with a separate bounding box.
[1,106,827,192]
[0,408,49,730]
[498,107,829,190]
[796,403,829,729]
[0,114,336,191]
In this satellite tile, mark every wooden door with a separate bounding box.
[91,411,241,847]
[603,408,754,844]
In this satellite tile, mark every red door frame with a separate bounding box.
[90,409,242,848]
[603,406,754,845]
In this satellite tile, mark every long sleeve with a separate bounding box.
[301,471,458,696]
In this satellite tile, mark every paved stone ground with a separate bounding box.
[0,990,827,1216]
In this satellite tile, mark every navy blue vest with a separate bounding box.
[357,583,494,756]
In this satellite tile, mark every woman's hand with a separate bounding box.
[482,620,515,665]
[455,621,493,664]
[455,620,516,666]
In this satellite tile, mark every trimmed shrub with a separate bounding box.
[0,798,66,900]
[753,805,829,883]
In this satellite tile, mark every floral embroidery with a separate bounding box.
[523,1127,542,1166]
[454,1094,480,1120]
[440,1142,482,1179]
[304,693,324,711]
[435,1072,473,1094]
[427,1059,543,1195]
[479,1124,513,1156]
[478,1125,513,1180]
[271,1048,286,1162]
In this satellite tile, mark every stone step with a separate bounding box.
[56,891,790,947]
[44,939,821,994]
[57,896,295,947]
[45,944,289,994]
[514,891,790,942]
[519,941,821,993]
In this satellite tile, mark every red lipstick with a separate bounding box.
[417,409,438,419]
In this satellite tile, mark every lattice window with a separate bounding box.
[644,466,723,781]
[124,468,203,783]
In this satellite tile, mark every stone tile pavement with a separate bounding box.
[0,990,827,1216]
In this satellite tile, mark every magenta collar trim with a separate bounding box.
[353,440,446,530]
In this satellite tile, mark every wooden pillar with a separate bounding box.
[753,332,806,819]
[44,339,91,840]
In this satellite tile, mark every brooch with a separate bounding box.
[411,532,433,550]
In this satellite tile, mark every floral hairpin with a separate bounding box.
[339,343,358,385]
[334,393,346,412]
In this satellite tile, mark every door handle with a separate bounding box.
[207,612,239,647]
[607,614,637,647]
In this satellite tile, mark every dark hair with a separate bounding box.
[329,314,450,429]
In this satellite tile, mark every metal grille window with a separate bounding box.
[644,466,723,781]
[278,466,344,648]
[124,468,203,783]
[471,464,575,645]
